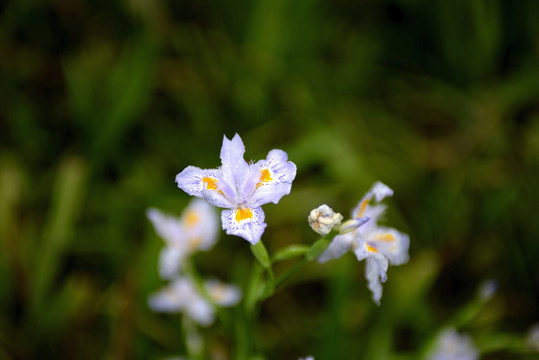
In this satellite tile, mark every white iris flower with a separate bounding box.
[148,277,241,326]
[147,198,219,279]
[318,181,410,305]
[176,134,297,244]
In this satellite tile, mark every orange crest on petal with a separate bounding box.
[375,233,395,242]
[235,208,253,222]
[256,168,273,188]
[357,198,370,217]
[366,243,378,253]
[202,177,218,190]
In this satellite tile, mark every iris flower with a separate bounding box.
[148,277,241,326]
[175,134,296,244]
[147,199,218,279]
[319,182,410,304]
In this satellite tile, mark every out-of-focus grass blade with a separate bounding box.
[31,156,86,310]
[0,158,22,256]
[65,37,156,171]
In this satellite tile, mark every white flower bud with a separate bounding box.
[308,204,343,235]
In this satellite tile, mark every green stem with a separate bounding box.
[267,234,332,297]
[274,257,308,289]
[249,241,275,293]
[182,317,203,360]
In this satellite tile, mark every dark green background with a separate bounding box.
[1,0,539,359]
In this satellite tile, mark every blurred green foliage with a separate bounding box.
[1,0,539,359]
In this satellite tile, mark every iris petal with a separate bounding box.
[318,233,354,263]
[351,181,393,220]
[158,246,184,279]
[248,149,297,206]
[175,166,221,198]
[180,198,220,250]
[247,182,292,207]
[368,227,410,266]
[146,208,183,246]
[202,184,233,208]
[257,149,297,184]
[204,279,242,306]
[365,255,389,305]
[221,207,267,244]
[220,134,251,198]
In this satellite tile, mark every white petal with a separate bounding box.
[185,294,215,326]
[158,246,185,279]
[205,279,242,306]
[202,183,234,208]
[180,198,219,251]
[353,237,375,262]
[148,279,188,313]
[256,149,297,184]
[175,278,216,326]
[149,278,217,326]
[367,227,410,266]
[318,233,354,263]
[175,166,221,198]
[351,181,393,220]
[219,134,251,197]
[148,291,181,313]
[247,149,297,206]
[221,207,267,244]
[146,208,183,245]
[365,256,389,305]
[370,181,394,202]
[247,182,292,207]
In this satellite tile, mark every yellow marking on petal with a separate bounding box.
[357,198,370,217]
[235,208,253,222]
[185,211,199,228]
[202,177,218,190]
[202,177,224,195]
[366,244,378,253]
[256,168,273,188]
[375,233,395,242]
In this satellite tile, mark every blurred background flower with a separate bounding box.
[1,0,539,359]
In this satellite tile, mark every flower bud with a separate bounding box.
[308,204,343,235]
